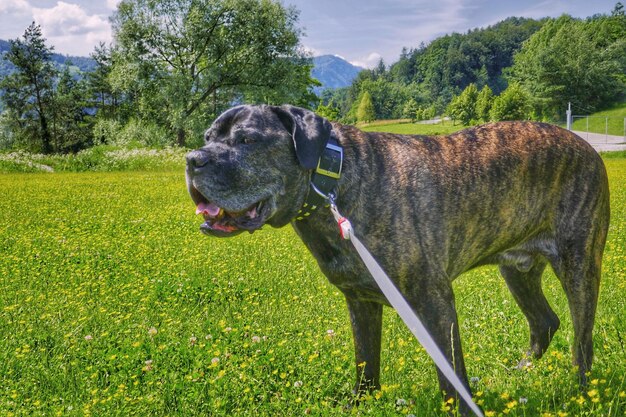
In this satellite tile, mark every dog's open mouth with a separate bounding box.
[190,185,270,236]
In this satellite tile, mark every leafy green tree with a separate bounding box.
[509,14,625,119]
[476,85,494,123]
[52,65,93,152]
[423,105,437,121]
[489,83,530,121]
[111,0,316,146]
[87,43,122,121]
[0,23,56,153]
[315,102,340,121]
[357,91,375,123]
[402,98,420,121]
[446,83,479,125]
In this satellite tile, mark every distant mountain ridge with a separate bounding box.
[0,39,96,76]
[311,55,363,93]
[1,39,359,95]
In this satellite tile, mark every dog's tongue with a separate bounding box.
[196,201,221,217]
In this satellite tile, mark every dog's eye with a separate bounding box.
[242,136,256,145]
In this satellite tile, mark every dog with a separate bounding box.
[186,105,610,414]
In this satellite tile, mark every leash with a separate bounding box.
[327,193,484,417]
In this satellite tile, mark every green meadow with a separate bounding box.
[571,103,626,137]
[0,156,625,416]
[361,121,467,136]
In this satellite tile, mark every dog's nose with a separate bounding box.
[186,150,210,169]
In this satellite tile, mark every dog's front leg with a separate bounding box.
[406,280,474,416]
[345,296,383,394]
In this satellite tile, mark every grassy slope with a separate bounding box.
[571,103,626,137]
[361,120,468,136]
[0,157,625,416]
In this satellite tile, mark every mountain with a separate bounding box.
[1,39,359,95]
[311,55,363,93]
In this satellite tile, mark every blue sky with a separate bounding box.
[0,1,621,67]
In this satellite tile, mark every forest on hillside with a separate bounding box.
[1,1,625,154]
[320,3,626,125]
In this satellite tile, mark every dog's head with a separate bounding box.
[186,105,333,236]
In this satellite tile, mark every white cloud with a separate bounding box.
[350,52,383,69]
[301,44,321,57]
[106,0,121,10]
[0,0,30,15]
[0,1,112,56]
[29,2,112,56]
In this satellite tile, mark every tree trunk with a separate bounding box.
[40,113,53,154]
[177,128,186,147]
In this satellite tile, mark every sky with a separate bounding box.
[0,0,621,67]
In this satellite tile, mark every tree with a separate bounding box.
[315,102,340,121]
[0,22,56,153]
[111,0,316,146]
[402,98,420,121]
[357,91,375,123]
[509,15,625,119]
[446,83,479,125]
[87,43,122,121]
[489,83,530,121]
[53,64,93,152]
[475,85,494,123]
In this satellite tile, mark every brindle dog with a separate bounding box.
[186,105,610,414]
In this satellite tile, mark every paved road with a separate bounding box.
[572,130,626,152]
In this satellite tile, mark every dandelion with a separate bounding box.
[211,357,220,366]
[470,376,480,384]
[84,335,93,341]
[148,327,158,337]
[326,329,335,338]
[143,360,153,372]
[251,335,261,343]
[205,334,213,340]
[294,380,303,388]
[189,335,197,345]
[519,397,528,405]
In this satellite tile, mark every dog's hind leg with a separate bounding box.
[550,235,605,385]
[548,177,609,385]
[499,258,560,365]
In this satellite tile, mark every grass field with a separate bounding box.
[1,158,625,416]
[571,103,626,137]
[361,120,468,136]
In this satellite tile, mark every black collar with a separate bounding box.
[295,132,343,221]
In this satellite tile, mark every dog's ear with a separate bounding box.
[272,105,332,170]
